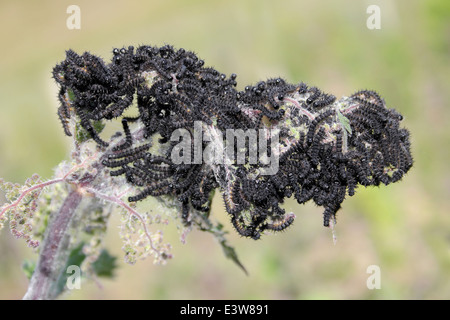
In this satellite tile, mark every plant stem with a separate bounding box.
[22,188,83,300]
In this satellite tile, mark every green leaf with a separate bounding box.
[70,86,105,144]
[219,239,248,275]
[55,242,86,296]
[22,260,36,280]
[92,249,117,278]
[337,109,352,136]
[67,89,76,102]
[75,120,105,144]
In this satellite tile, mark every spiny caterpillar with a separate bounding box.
[53,44,413,240]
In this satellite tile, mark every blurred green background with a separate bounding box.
[0,0,449,300]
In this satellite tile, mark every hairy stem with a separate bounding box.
[22,188,83,300]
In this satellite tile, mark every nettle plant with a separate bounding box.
[0,45,412,299]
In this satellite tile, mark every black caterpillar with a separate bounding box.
[53,45,413,240]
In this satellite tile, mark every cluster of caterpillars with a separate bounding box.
[53,44,413,240]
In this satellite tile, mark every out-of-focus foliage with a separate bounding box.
[0,0,448,299]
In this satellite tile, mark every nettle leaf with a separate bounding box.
[55,242,86,295]
[219,239,248,275]
[22,260,36,280]
[337,109,352,136]
[67,88,76,102]
[92,249,117,278]
[75,120,105,144]
[192,203,247,275]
